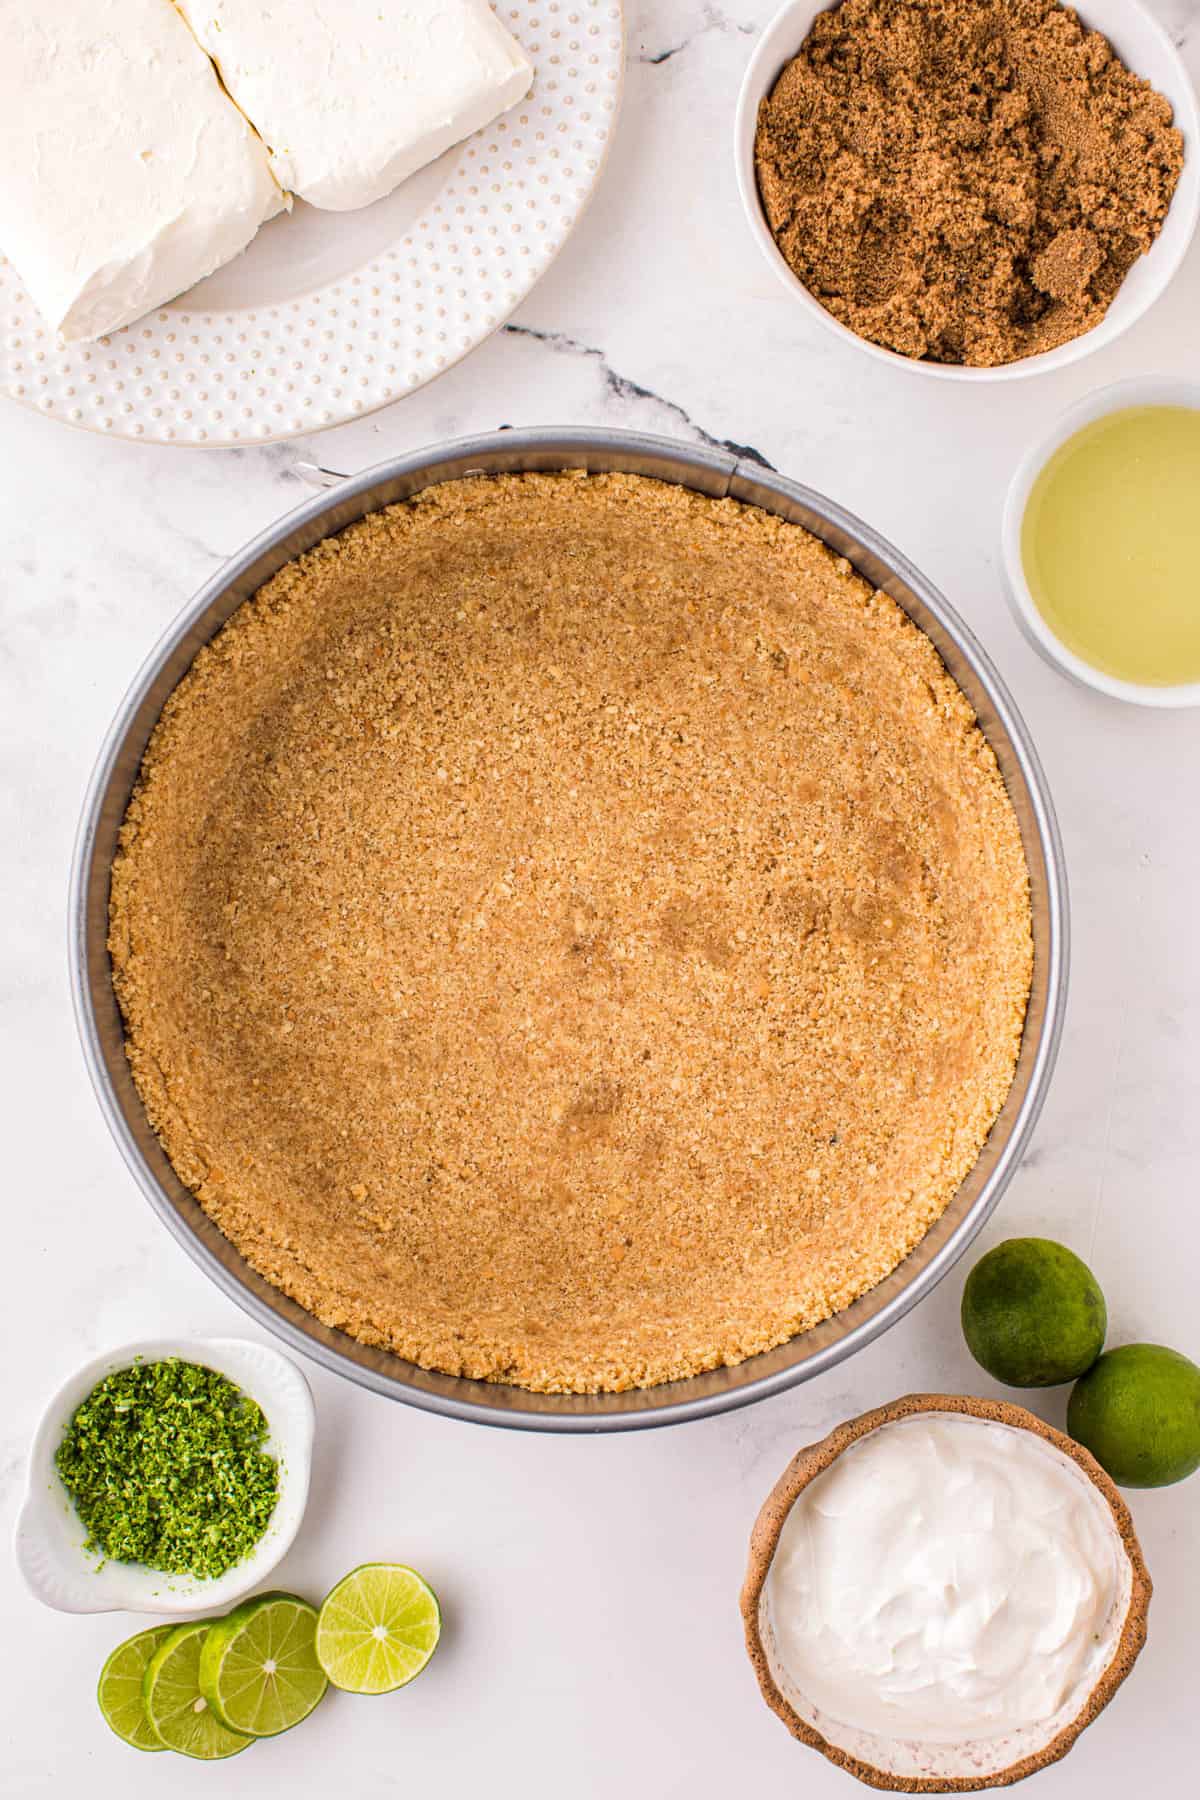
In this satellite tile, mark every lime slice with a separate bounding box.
[143,1622,253,1759]
[199,1591,328,1736]
[98,1625,176,1750]
[316,1563,441,1694]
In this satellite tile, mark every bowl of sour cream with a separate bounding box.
[741,1395,1151,1792]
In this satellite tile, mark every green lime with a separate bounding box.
[960,1237,1106,1386]
[97,1625,176,1750]
[315,1563,441,1695]
[199,1591,328,1737]
[143,1622,253,1759]
[1068,1343,1200,1488]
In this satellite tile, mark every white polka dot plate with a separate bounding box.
[0,1,624,447]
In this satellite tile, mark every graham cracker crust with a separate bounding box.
[109,473,1032,1392]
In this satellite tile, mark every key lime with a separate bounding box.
[1068,1343,1200,1488]
[143,1621,253,1759]
[961,1237,1106,1386]
[316,1563,441,1695]
[97,1625,175,1750]
[199,1591,328,1736]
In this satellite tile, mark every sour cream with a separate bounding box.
[766,1414,1123,1744]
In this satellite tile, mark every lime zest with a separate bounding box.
[55,1358,278,1579]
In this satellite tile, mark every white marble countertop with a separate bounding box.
[3,2,1199,1793]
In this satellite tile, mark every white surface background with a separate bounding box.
[2,2,1199,1793]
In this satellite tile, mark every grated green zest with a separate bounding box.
[55,1358,279,1580]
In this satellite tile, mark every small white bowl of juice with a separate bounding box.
[1002,378,1200,706]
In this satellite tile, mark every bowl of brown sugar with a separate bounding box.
[735,0,1198,378]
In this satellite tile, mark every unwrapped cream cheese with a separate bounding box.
[0,0,282,342]
[174,0,535,211]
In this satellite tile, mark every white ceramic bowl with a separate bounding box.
[15,1337,314,1615]
[1002,376,1200,707]
[734,0,1200,382]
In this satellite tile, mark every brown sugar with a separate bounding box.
[109,474,1032,1393]
[754,0,1184,367]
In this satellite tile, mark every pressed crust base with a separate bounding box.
[741,1394,1152,1792]
[109,474,1032,1393]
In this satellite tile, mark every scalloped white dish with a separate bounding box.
[0,0,624,447]
[15,1336,314,1616]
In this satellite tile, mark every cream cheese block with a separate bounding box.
[0,0,283,343]
[173,0,535,211]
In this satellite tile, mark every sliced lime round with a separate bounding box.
[198,1591,328,1736]
[98,1625,176,1750]
[315,1563,441,1694]
[143,1622,253,1759]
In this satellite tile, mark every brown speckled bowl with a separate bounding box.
[741,1394,1151,1792]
